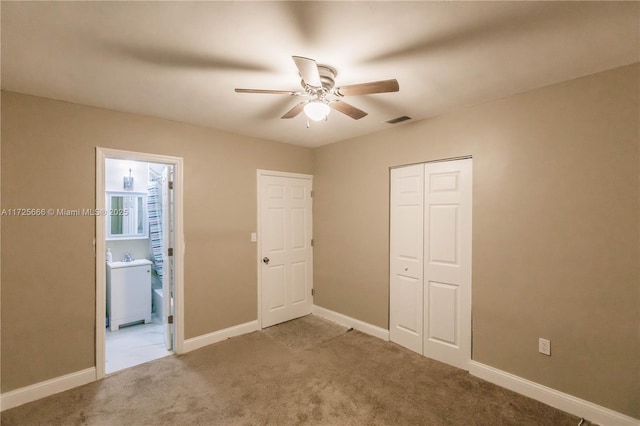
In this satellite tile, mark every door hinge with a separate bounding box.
[311,288,315,296]
[168,315,174,324]
[168,181,174,190]
[311,239,314,247]
[310,190,314,198]
[168,247,174,256]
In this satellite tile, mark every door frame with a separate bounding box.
[256,169,313,329]
[95,147,185,380]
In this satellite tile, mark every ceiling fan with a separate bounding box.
[235,56,399,122]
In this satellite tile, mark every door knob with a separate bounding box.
[263,257,270,264]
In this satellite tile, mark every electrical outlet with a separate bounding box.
[539,338,551,356]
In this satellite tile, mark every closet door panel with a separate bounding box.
[390,164,424,354]
[423,159,472,370]
[427,281,458,345]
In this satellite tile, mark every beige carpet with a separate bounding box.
[262,314,348,351]
[2,315,590,425]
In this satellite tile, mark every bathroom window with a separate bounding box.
[106,192,149,240]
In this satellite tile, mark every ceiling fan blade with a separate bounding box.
[281,102,306,119]
[330,100,368,120]
[292,56,322,87]
[335,79,399,96]
[235,88,298,95]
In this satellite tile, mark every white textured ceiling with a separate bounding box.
[2,1,638,148]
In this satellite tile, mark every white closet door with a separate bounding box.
[423,159,472,370]
[389,164,424,354]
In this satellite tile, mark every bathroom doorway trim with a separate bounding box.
[95,147,185,380]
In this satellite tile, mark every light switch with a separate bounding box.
[251,232,257,243]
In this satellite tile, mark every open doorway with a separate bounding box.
[96,148,184,379]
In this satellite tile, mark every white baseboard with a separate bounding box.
[183,320,259,353]
[1,367,96,412]
[469,361,639,426]
[312,305,390,341]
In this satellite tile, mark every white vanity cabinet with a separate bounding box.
[106,259,152,331]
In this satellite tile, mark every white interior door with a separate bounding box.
[259,172,313,328]
[161,166,173,350]
[389,164,424,354]
[423,159,472,370]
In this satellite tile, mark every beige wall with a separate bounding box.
[313,64,639,417]
[2,64,638,418]
[0,91,313,391]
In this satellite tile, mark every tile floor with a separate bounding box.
[105,315,172,374]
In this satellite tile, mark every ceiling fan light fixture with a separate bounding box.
[304,100,330,121]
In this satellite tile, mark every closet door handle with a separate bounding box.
[263,257,270,265]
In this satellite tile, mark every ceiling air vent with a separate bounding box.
[385,115,411,124]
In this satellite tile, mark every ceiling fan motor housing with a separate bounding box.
[301,64,337,92]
